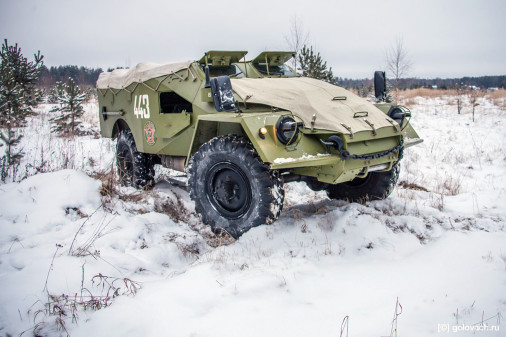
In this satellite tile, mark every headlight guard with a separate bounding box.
[276,116,301,145]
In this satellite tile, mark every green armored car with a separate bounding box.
[97,50,422,238]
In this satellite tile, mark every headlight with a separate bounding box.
[276,116,301,145]
[388,106,411,127]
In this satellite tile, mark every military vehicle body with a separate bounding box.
[233,51,298,78]
[97,50,422,238]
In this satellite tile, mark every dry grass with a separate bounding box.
[203,229,237,248]
[284,199,336,216]
[89,166,148,208]
[399,88,505,101]
[398,88,506,111]
[399,88,457,99]
[31,273,140,336]
[68,210,113,257]
[90,167,117,198]
[486,89,506,110]
[402,98,417,106]
[434,174,463,196]
[154,193,190,223]
[164,232,201,258]
[486,89,506,99]
[398,180,429,192]
[430,193,445,212]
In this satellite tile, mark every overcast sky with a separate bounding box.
[1,0,505,79]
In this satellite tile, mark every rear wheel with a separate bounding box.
[188,135,284,239]
[116,130,155,188]
[326,164,400,203]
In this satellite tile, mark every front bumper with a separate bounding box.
[270,135,423,184]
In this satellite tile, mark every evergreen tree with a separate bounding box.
[50,77,86,136]
[47,81,64,103]
[0,39,43,169]
[298,45,336,84]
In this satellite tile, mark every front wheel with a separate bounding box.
[188,135,284,239]
[326,164,400,203]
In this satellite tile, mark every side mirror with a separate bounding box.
[210,76,236,112]
[374,71,386,101]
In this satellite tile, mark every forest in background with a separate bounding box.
[338,75,506,92]
[36,64,506,91]
[37,65,115,88]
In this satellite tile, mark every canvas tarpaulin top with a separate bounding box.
[97,60,396,136]
[96,61,193,89]
[231,77,396,135]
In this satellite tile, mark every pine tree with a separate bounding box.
[0,39,44,169]
[298,45,336,84]
[47,81,64,103]
[50,77,86,136]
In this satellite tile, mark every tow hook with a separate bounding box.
[320,136,350,159]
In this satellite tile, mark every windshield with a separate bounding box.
[253,63,297,77]
[205,64,244,78]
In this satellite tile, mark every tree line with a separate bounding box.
[37,65,104,88]
[35,64,505,91]
[337,75,506,92]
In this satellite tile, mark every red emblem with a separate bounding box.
[144,121,156,145]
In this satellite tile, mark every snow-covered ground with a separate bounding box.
[0,96,505,336]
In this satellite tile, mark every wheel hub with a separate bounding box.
[206,162,252,219]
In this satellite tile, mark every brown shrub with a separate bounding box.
[154,193,189,223]
[487,89,506,99]
[398,180,429,192]
[399,88,454,99]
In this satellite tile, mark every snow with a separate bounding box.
[0,96,505,336]
[273,153,330,164]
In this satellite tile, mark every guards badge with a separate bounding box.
[144,121,156,145]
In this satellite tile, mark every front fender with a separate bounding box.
[187,113,330,167]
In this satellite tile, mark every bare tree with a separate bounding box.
[284,15,310,71]
[469,89,483,122]
[455,83,465,114]
[386,36,411,96]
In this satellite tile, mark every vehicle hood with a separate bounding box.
[231,77,395,135]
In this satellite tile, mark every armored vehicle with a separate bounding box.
[97,51,422,238]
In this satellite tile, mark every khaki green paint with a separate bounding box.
[235,62,263,78]
[201,88,213,102]
[98,52,421,184]
[251,51,296,65]
[374,103,392,114]
[198,51,248,66]
[374,102,422,143]
[159,125,195,157]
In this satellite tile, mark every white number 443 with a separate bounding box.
[134,95,150,119]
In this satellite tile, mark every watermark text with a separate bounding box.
[438,323,500,333]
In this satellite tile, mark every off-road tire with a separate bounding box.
[116,130,155,189]
[188,135,284,239]
[326,164,400,203]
